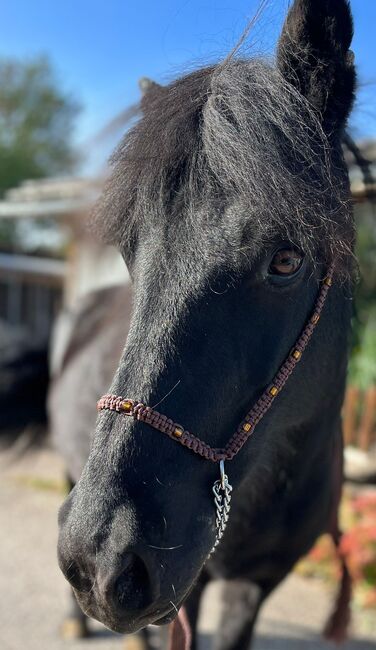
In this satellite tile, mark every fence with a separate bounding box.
[343,385,376,451]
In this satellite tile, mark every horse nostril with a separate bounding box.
[110,552,152,612]
[59,556,93,594]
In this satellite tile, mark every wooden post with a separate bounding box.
[343,386,360,447]
[358,386,376,451]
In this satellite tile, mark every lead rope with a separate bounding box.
[97,267,334,549]
[324,432,352,643]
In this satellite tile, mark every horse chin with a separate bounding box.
[152,608,179,626]
[97,607,178,634]
[73,587,181,634]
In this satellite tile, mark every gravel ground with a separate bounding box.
[1,443,375,650]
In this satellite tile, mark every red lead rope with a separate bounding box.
[97,265,334,462]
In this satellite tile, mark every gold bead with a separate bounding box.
[311,313,320,324]
[324,276,333,286]
[174,427,183,438]
[269,386,279,397]
[292,349,302,361]
[121,400,133,413]
[243,422,252,432]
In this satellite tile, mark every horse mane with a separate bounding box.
[93,57,354,276]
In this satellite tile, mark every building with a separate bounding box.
[0,176,129,338]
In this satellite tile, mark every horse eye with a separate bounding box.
[269,249,304,276]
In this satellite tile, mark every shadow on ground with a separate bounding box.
[253,635,376,650]
[197,633,376,650]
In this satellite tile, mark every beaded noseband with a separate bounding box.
[98,267,334,549]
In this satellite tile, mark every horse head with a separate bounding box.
[58,0,355,634]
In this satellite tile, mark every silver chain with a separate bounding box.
[211,460,233,553]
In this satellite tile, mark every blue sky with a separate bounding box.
[1,0,375,174]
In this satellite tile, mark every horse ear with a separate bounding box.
[277,0,356,135]
[138,77,164,112]
[138,77,162,97]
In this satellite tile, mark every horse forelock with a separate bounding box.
[93,57,355,277]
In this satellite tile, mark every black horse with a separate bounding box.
[57,1,357,648]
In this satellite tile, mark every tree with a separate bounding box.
[0,56,80,197]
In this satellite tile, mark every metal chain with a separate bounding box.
[211,460,233,553]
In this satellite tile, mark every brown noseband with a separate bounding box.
[97,266,334,463]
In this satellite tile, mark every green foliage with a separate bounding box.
[349,309,376,390]
[0,55,80,198]
[349,203,376,389]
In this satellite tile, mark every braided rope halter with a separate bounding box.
[98,267,334,550]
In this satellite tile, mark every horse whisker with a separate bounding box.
[148,544,183,550]
[151,380,181,409]
[169,600,179,615]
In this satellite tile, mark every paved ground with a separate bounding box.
[1,442,375,650]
